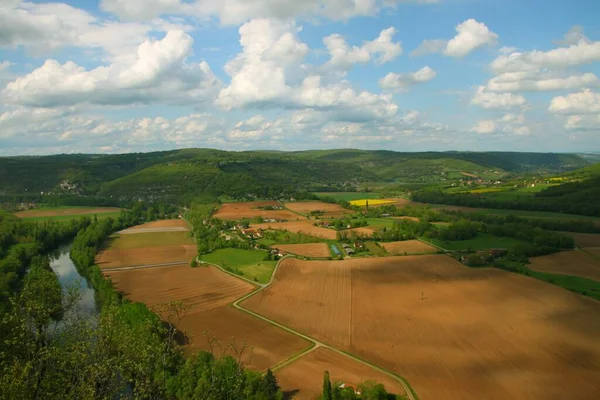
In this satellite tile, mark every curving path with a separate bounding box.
[198,254,418,400]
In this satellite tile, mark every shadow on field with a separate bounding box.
[282,389,299,399]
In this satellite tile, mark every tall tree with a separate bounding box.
[322,371,332,400]
[262,368,280,399]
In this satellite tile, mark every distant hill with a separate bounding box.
[0,149,592,202]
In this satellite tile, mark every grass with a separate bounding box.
[199,248,277,284]
[259,230,327,244]
[314,192,381,201]
[365,241,386,256]
[429,204,600,221]
[104,231,195,249]
[256,238,276,246]
[20,211,122,223]
[425,233,528,251]
[365,218,397,229]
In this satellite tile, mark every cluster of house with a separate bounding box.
[237,227,264,240]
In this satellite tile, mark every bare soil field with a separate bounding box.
[381,240,438,255]
[105,231,195,249]
[243,256,600,400]
[120,219,190,232]
[275,243,331,258]
[15,207,121,217]
[96,245,197,269]
[277,347,405,400]
[529,251,600,282]
[346,227,377,237]
[586,248,600,258]
[105,265,309,370]
[560,232,600,248]
[214,201,305,221]
[284,201,350,218]
[253,221,337,240]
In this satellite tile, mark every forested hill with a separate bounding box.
[0,149,593,202]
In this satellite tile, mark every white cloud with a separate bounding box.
[487,71,599,92]
[379,66,436,91]
[563,114,600,131]
[412,19,497,58]
[554,25,590,46]
[491,37,600,74]
[471,86,526,109]
[470,113,530,135]
[549,89,600,114]
[470,120,496,134]
[2,31,222,107]
[323,27,402,70]
[100,0,182,21]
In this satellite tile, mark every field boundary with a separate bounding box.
[201,254,418,400]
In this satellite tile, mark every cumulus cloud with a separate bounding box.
[323,27,402,70]
[562,114,600,131]
[412,19,497,58]
[100,0,182,21]
[486,71,599,92]
[549,89,600,114]
[491,36,600,74]
[471,86,526,109]
[470,113,530,135]
[379,66,436,91]
[216,19,398,122]
[2,31,222,107]
[470,120,496,134]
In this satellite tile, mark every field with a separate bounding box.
[428,204,600,221]
[96,245,197,269]
[103,231,195,249]
[199,248,276,284]
[105,265,309,370]
[314,192,381,202]
[560,232,600,248]
[214,201,305,221]
[529,251,600,282]
[381,240,438,255]
[426,233,527,251]
[349,199,397,207]
[15,206,122,222]
[364,241,386,256]
[284,201,350,218]
[274,243,331,258]
[253,221,338,240]
[242,256,600,399]
[120,219,190,233]
[276,347,405,399]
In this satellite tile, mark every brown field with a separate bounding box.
[96,245,197,269]
[214,201,305,221]
[275,243,331,258]
[586,248,600,258]
[105,265,309,370]
[253,221,338,240]
[284,201,350,218]
[15,207,121,217]
[381,240,437,255]
[346,227,377,237]
[277,347,405,400]
[529,251,600,282]
[120,219,190,232]
[560,232,600,248]
[243,256,600,399]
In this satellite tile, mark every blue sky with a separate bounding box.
[0,0,599,155]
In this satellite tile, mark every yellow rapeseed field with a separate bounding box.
[349,199,397,206]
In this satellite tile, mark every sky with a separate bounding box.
[0,0,599,155]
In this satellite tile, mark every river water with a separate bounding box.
[49,245,98,316]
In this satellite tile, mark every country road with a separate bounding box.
[198,254,418,400]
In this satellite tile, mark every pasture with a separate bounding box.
[105,265,309,370]
[199,248,276,283]
[243,256,600,399]
[529,251,600,282]
[15,206,122,222]
[274,243,331,258]
[314,192,381,202]
[426,233,527,251]
[214,201,304,221]
[276,347,405,400]
[381,240,438,255]
[428,204,600,221]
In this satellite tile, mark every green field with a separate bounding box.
[104,231,195,249]
[19,211,122,223]
[258,230,327,245]
[365,241,386,256]
[425,233,528,251]
[429,204,600,221]
[198,248,277,284]
[314,192,381,201]
[365,217,397,229]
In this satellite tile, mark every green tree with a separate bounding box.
[322,370,333,400]
[262,368,280,400]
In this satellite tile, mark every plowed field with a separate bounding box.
[215,201,305,221]
[105,265,309,370]
[120,219,190,232]
[529,251,600,282]
[96,245,197,269]
[253,221,337,240]
[560,232,600,248]
[381,240,437,255]
[243,256,600,400]
[275,243,331,258]
[277,347,405,399]
[284,202,350,218]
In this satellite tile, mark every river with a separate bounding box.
[49,245,98,316]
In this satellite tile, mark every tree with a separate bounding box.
[322,371,332,400]
[261,368,280,400]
